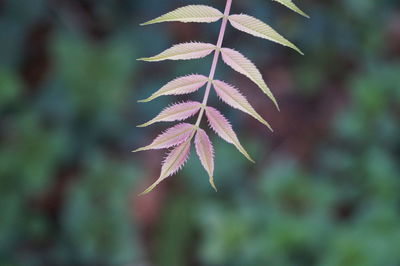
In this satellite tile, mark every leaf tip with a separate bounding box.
[297,9,310,19]
[140,21,151,26]
[209,175,218,192]
[263,122,274,132]
[137,98,151,103]
[271,99,280,112]
[136,123,147,128]
[290,45,304,55]
[209,176,218,192]
[138,190,150,196]
[138,181,159,196]
[243,150,255,163]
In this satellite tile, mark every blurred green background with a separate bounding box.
[1,0,400,265]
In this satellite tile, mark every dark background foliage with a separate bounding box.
[1,0,400,265]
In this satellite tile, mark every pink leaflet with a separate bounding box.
[138,42,216,62]
[205,106,237,145]
[138,101,202,127]
[140,140,191,195]
[139,74,208,102]
[162,139,191,176]
[133,123,195,152]
[212,80,251,111]
[205,106,254,162]
[195,128,216,191]
[212,80,273,131]
[220,48,252,78]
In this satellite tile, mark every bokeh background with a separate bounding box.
[1,0,400,265]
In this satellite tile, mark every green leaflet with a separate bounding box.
[137,42,215,62]
[272,0,310,18]
[141,5,223,25]
[228,14,303,55]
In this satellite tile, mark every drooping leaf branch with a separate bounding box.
[135,0,308,194]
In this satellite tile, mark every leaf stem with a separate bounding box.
[194,0,232,129]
